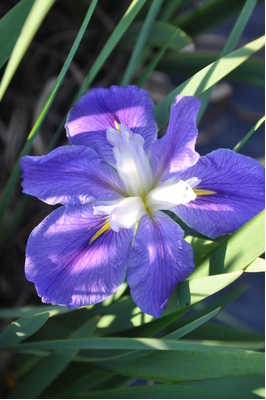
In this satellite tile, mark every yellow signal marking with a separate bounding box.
[89,220,110,244]
[114,120,121,132]
[193,189,216,196]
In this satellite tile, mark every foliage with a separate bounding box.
[0,0,264,398]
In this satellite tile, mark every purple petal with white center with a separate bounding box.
[150,95,200,184]
[127,212,194,317]
[175,149,265,238]
[25,204,134,308]
[66,85,157,165]
[20,146,125,205]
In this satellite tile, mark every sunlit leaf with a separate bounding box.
[0,0,98,231]
[121,0,163,85]
[8,317,99,399]
[154,36,265,128]
[0,0,34,69]
[0,312,50,349]
[192,210,265,279]
[0,0,55,101]
[84,376,265,399]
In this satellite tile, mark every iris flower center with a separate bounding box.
[92,124,198,233]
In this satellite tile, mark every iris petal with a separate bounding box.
[65,85,157,165]
[175,149,265,238]
[20,146,125,205]
[150,95,200,184]
[127,212,194,317]
[25,204,134,308]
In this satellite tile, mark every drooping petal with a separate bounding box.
[150,95,200,184]
[127,212,194,317]
[175,149,265,238]
[20,146,125,205]
[65,85,157,165]
[25,204,134,308]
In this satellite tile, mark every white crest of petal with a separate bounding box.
[93,204,116,216]
[109,196,147,232]
[106,124,153,197]
[145,179,196,213]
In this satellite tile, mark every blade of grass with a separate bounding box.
[10,335,262,353]
[77,0,146,97]
[0,0,55,101]
[0,0,35,69]
[121,0,163,85]
[0,0,98,231]
[157,52,265,86]
[158,0,182,21]
[137,24,191,87]
[173,0,262,37]
[83,377,265,399]
[233,115,265,152]
[0,312,50,349]
[244,257,265,273]
[47,0,147,152]
[197,0,258,123]
[8,317,99,399]
[192,210,265,279]
[154,35,265,129]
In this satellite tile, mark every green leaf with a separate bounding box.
[197,0,259,121]
[0,0,56,101]
[192,210,265,279]
[0,0,98,230]
[245,257,265,273]
[121,0,164,85]
[157,52,265,87]
[88,270,242,337]
[121,20,191,51]
[0,305,69,320]
[78,0,146,96]
[137,24,191,87]
[164,307,221,340]
[0,312,50,349]
[173,0,260,37]
[154,35,265,129]
[91,346,264,383]
[10,271,242,350]
[185,322,265,342]
[8,317,99,399]
[185,236,218,263]
[84,377,265,399]
[233,116,265,152]
[158,0,182,21]
[0,0,35,69]
[10,336,264,353]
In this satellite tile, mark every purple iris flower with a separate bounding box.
[20,86,265,317]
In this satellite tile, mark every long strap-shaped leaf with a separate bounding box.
[0,0,55,101]
[0,0,35,69]
[121,0,163,85]
[197,0,258,122]
[154,35,265,128]
[0,0,98,229]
